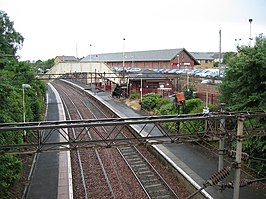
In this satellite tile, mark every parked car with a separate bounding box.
[196,69,219,78]
[126,67,142,72]
[168,69,179,74]
[188,69,203,76]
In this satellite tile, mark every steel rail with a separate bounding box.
[60,91,89,199]
[58,81,115,198]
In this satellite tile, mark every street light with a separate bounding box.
[89,44,92,62]
[131,56,134,68]
[201,79,210,113]
[22,83,31,142]
[249,19,253,46]
[122,38,125,72]
[137,74,143,102]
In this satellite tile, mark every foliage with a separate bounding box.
[184,98,202,114]
[0,61,46,196]
[141,93,163,110]
[0,155,22,198]
[219,34,266,177]
[242,136,266,177]
[219,34,266,111]
[129,89,138,100]
[0,10,24,67]
[182,83,195,100]
[222,52,236,64]
[31,59,55,73]
[160,103,177,115]
[0,11,46,197]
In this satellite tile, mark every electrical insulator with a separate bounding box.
[241,152,249,161]
[228,150,236,158]
[206,166,231,186]
[227,179,249,188]
[240,179,249,187]
[228,150,249,161]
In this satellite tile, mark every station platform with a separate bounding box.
[26,83,72,199]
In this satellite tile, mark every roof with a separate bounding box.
[55,56,78,62]
[190,52,215,60]
[127,69,169,79]
[82,48,197,63]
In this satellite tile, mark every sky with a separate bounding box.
[1,0,266,61]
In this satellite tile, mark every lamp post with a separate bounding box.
[22,84,31,142]
[89,44,92,62]
[249,19,253,46]
[201,80,210,113]
[137,74,143,102]
[131,56,134,68]
[122,38,125,72]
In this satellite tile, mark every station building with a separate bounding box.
[81,48,199,70]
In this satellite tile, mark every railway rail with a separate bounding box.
[1,79,266,198]
[52,80,183,198]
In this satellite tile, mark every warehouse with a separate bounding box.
[81,48,199,70]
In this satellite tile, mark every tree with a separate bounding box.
[219,34,266,111]
[0,10,24,68]
[222,51,236,64]
[219,34,266,177]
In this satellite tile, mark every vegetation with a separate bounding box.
[31,59,55,73]
[219,34,266,111]
[219,34,266,177]
[0,11,24,69]
[182,83,195,100]
[222,51,236,64]
[0,10,46,198]
[129,89,138,100]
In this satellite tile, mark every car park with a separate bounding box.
[168,69,179,73]
[196,69,219,78]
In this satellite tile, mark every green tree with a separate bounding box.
[219,34,266,111]
[222,51,236,64]
[219,34,266,177]
[0,11,24,68]
[0,11,46,197]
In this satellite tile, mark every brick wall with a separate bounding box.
[176,75,220,104]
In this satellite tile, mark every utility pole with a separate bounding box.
[233,114,245,199]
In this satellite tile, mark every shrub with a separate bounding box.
[160,103,177,115]
[141,93,162,110]
[129,89,138,100]
[0,155,22,198]
[184,98,203,114]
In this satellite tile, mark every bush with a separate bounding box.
[160,103,177,115]
[141,93,162,110]
[130,89,138,100]
[0,155,22,198]
[182,83,195,100]
[0,60,46,197]
[184,98,202,114]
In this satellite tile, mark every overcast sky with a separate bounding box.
[1,0,266,61]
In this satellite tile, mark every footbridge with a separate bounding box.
[42,61,120,85]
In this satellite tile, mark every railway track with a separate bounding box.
[51,79,187,198]
[118,146,179,198]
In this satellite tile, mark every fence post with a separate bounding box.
[233,114,245,199]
